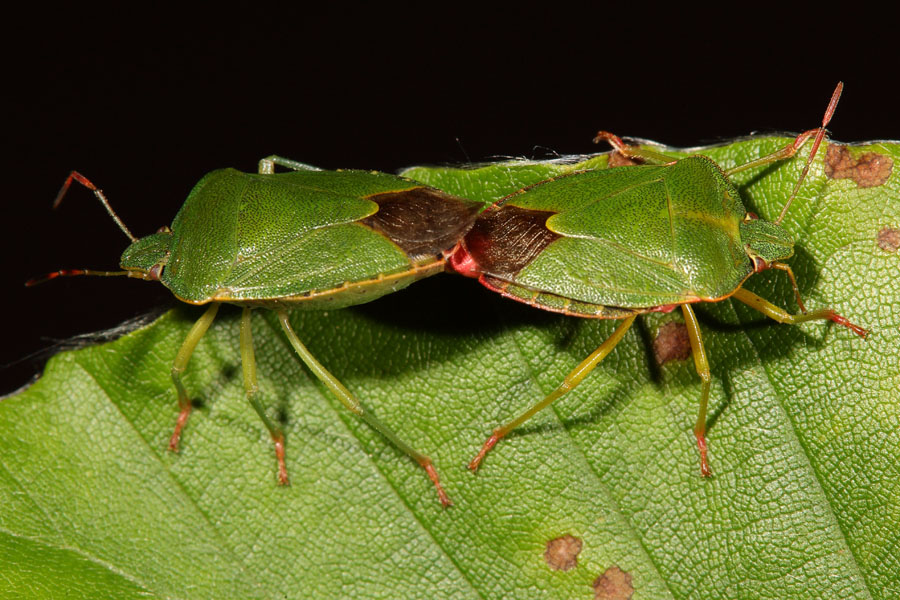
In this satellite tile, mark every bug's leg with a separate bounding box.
[732,287,868,338]
[469,315,637,472]
[724,82,842,214]
[770,263,808,312]
[593,131,679,165]
[275,310,452,506]
[241,308,289,484]
[724,129,822,176]
[681,304,713,477]
[258,155,323,174]
[169,303,221,451]
[724,81,839,178]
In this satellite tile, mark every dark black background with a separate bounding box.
[4,8,897,393]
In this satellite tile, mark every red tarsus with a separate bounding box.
[168,407,192,451]
[468,432,500,471]
[592,130,629,152]
[829,311,869,338]
[273,433,289,486]
[695,435,711,478]
[424,463,453,507]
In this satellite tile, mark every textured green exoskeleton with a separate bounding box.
[451,83,868,477]
[36,156,482,506]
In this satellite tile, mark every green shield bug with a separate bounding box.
[449,82,868,477]
[30,156,482,506]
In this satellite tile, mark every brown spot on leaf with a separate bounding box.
[593,566,634,600]
[825,145,893,188]
[653,322,691,365]
[877,227,900,252]
[544,534,582,571]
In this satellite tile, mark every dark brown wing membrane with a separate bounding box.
[463,205,560,279]
[361,187,482,259]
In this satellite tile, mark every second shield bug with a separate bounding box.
[448,83,868,477]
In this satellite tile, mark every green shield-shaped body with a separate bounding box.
[114,166,480,503]
[121,168,481,309]
[460,156,781,314]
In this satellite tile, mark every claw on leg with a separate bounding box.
[468,430,502,472]
[168,405,191,451]
[695,432,711,478]
[273,432,289,486]
[422,461,452,507]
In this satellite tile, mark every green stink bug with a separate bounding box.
[449,83,868,477]
[30,156,482,506]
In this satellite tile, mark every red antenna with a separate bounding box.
[53,171,138,242]
[26,171,137,287]
[775,82,843,225]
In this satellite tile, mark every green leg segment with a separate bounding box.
[770,262,808,312]
[733,287,868,338]
[723,83,841,179]
[258,155,323,174]
[469,315,637,472]
[681,304,713,477]
[679,284,867,479]
[169,303,220,451]
[275,310,451,506]
[241,308,289,485]
[723,128,820,176]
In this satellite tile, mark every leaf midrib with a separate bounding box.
[731,298,874,599]
[0,526,160,599]
[507,315,679,600]
[72,353,270,599]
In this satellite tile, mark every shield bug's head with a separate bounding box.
[739,212,794,271]
[119,227,173,281]
[26,172,175,287]
[723,83,844,276]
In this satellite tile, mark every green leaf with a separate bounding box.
[3,139,898,599]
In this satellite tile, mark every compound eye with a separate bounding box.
[745,245,767,273]
[743,212,758,222]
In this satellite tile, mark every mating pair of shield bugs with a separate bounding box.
[30,83,867,506]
